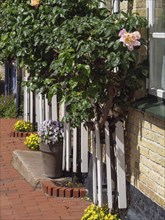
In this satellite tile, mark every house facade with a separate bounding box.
[118,0,165,219]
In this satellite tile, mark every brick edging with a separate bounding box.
[10,131,36,137]
[41,180,87,198]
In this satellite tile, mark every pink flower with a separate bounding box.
[119,29,141,51]
[31,0,40,7]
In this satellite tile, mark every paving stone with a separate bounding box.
[0,119,90,220]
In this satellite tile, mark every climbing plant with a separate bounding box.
[0,0,148,128]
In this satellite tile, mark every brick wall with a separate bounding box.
[120,0,146,16]
[125,107,165,208]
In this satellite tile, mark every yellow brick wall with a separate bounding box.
[120,0,146,16]
[125,108,165,208]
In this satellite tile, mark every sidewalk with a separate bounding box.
[0,119,90,220]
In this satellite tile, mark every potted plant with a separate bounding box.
[38,120,64,178]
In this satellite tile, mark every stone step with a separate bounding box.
[12,150,88,199]
[12,150,50,188]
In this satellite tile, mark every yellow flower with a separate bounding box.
[24,133,39,151]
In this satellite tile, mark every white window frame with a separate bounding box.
[147,0,165,99]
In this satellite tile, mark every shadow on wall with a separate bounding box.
[124,106,165,219]
[125,105,165,187]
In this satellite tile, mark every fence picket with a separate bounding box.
[81,123,88,173]
[95,122,102,207]
[51,95,58,120]
[23,77,29,121]
[91,130,97,205]
[73,127,77,173]
[35,93,39,124]
[45,95,50,121]
[61,103,66,170]
[115,121,127,209]
[38,92,43,126]
[105,121,113,209]
[30,90,33,123]
[66,123,71,171]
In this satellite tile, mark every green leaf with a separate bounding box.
[69,80,78,89]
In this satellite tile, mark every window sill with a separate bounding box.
[132,96,165,120]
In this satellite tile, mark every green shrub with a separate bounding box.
[0,0,148,128]
[24,133,40,151]
[13,120,33,132]
[0,95,17,118]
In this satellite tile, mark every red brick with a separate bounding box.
[10,132,14,137]
[41,180,51,194]
[59,187,66,197]
[65,188,73,198]
[73,188,80,198]
[79,188,87,198]
[53,187,61,197]
[48,186,54,196]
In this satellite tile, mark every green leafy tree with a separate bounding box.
[0,0,148,128]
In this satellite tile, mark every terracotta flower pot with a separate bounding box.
[40,142,63,178]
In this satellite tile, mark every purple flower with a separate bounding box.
[39,120,63,144]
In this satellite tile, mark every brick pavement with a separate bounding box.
[0,119,91,220]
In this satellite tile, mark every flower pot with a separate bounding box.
[40,142,63,178]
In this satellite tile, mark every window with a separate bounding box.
[148,0,165,99]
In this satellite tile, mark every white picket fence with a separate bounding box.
[23,79,127,210]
